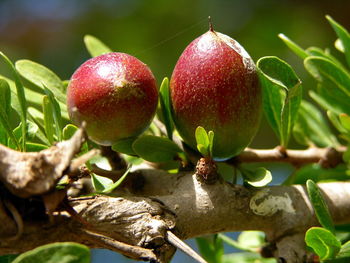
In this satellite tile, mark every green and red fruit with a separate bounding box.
[67,52,158,145]
[170,28,261,160]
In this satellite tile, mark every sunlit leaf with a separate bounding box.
[305,227,340,260]
[84,35,112,57]
[326,15,350,67]
[335,38,345,53]
[159,77,174,139]
[278,33,309,59]
[196,234,224,263]
[257,56,302,147]
[0,52,27,151]
[15,59,66,102]
[12,242,90,263]
[0,79,18,148]
[240,166,272,187]
[43,86,63,141]
[43,96,55,144]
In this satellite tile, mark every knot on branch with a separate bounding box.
[195,157,218,184]
[0,127,87,198]
[71,196,176,248]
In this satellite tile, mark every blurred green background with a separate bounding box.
[0,0,349,262]
[1,0,349,149]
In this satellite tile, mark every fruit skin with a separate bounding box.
[67,52,158,145]
[170,29,261,160]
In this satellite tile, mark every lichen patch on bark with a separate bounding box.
[249,188,296,216]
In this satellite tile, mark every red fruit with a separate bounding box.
[67,52,158,145]
[170,28,261,160]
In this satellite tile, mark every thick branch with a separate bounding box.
[1,169,350,262]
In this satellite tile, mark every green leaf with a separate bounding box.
[62,124,78,140]
[197,144,209,157]
[306,47,345,68]
[0,79,12,145]
[0,75,71,121]
[339,113,350,131]
[8,121,39,150]
[326,15,350,67]
[101,166,131,193]
[28,107,44,128]
[132,135,182,162]
[15,60,66,102]
[305,227,341,260]
[327,111,348,134]
[195,126,209,147]
[306,180,335,233]
[91,173,114,193]
[12,242,90,263]
[291,163,349,185]
[0,255,17,263]
[335,38,345,53]
[222,252,276,263]
[305,56,350,98]
[43,86,63,141]
[112,137,137,155]
[43,96,55,144]
[240,166,272,187]
[337,240,350,259]
[278,33,309,59]
[84,35,112,57]
[208,130,214,157]
[196,235,224,263]
[195,127,215,157]
[293,101,339,147]
[309,87,350,116]
[26,142,49,152]
[0,79,19,148]
[0,52,27,151]
[62,124,89,154]
[237,231,266,250]
[257,56,302,147]
[159,77,174,140]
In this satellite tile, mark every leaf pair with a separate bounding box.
[195,126,214,158]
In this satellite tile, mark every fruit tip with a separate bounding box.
[208,16,214,32]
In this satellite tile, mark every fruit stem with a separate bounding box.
[208,16,214,32]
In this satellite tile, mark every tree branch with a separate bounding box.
[229,147,344,168]
[1,169,350,262]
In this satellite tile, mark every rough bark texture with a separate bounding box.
[1,169,350,263]
[0,133,348,263]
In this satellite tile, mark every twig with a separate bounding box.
[81,229,157,261]
[2,199,23,240]
[68,149,101,175]
[166,231,208,263]
[228,147,344,167]
[100,146,127,170]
